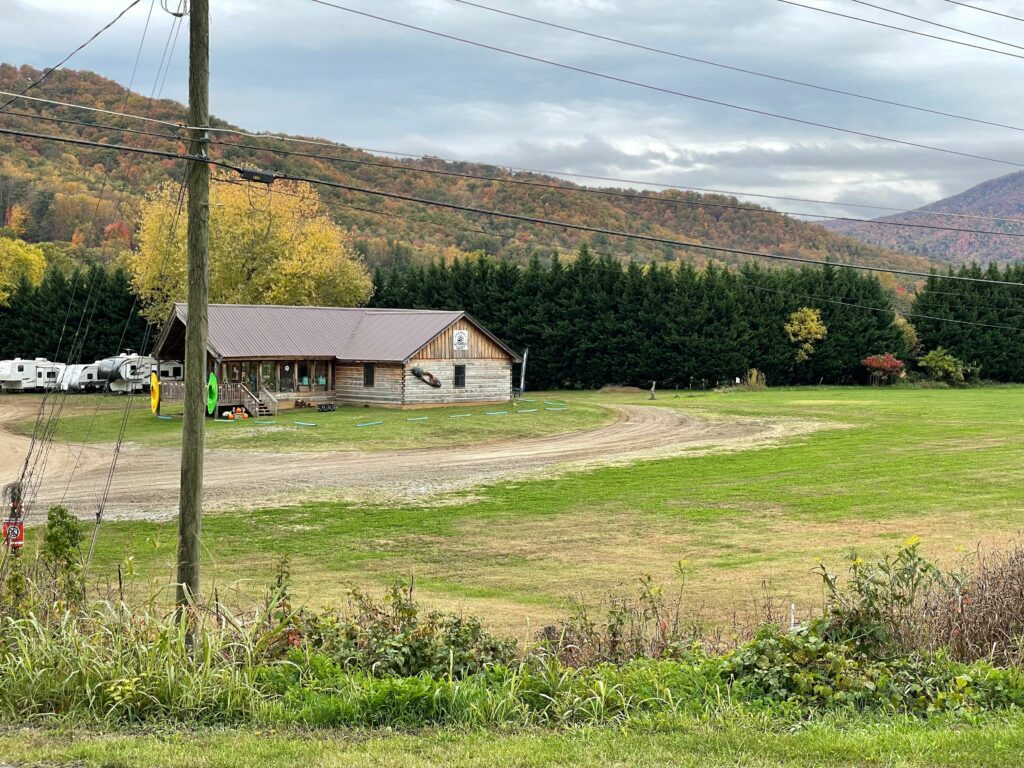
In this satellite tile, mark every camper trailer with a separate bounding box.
[0,359,32,391]
[35,360,66,391]
[96,352,158,394]
[154,360,184,382]
[60,363,102,392]
[0,358,62,392]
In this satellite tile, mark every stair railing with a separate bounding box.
[259,385,279,416]
[238,382,262,417]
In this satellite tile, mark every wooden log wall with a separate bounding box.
[334,363,404,405]
[403,360,512,405]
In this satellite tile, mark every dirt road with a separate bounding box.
[0,397,825,522]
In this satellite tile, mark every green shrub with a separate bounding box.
[721,624,1024,716]
[298,583,517,679]
[813,538,942,655]
[918,347,966,383]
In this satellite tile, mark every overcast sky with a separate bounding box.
[4,0,1024,217]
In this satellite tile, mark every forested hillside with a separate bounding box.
[0,64,933,277]
[824,171,1024,264]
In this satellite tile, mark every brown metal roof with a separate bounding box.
[157,304,519,363]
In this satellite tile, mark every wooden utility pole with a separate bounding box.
[177,0,209,611]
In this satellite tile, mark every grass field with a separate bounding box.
[18,395,611,452]
[6,716,1024,767]
[82,385,1024,636]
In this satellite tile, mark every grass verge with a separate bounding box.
[4,717,1024,767]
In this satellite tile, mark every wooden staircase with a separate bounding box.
[240,383,277,418]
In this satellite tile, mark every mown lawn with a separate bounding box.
[5,716,1024,767]
[14,394,611,452]
[84,385,1024,635]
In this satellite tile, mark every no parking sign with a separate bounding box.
[3,521,24,549]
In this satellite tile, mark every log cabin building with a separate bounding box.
[152,303,520,412]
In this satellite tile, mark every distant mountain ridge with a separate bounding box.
[0,64,934,279]
[823,171,1024,264]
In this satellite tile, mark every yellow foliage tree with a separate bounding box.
[0,236,46,305]
[784,306,828,363]
[126,178,373,321]
[6,204,28,237]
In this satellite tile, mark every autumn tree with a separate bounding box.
[784,306,828,363]
[0,235,46,305]
[126,178,373,321]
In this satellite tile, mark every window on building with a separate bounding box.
[363,363,375,387]
[453,364,466,389]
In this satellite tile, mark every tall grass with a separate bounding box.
[3,535,1024,729]
[0,603,268,725]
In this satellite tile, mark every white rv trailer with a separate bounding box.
[35,360,66,391]
[97,353,158,394]
[60,363,102,392]
[0,360,26,391]
[155,360,184,381]
[0,358,60,392]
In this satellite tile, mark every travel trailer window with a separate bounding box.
[173,366,182,378]
[17,365,23,372]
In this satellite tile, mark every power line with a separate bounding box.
[305,0,1024,169]
[8,87,1024,227]
[0,0,144,112]
[12,104,1024,238]
[741,280,1024,331]
[209,134,1024,239]
[778,0,1024,59]
[0,90,186,130]
[450,0,1024,135]
[6,124,1024,287]
[256,169,1024,287]
[6,5,185,547]
[944,0,1024,24]
[0,108,182,143]
[216,176,1024,315]
[844,0,1024,51]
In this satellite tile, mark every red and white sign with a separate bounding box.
[3,521,24,549]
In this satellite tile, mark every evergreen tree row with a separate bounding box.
[371,247,908,389]
[911,264,1024,381]
[0,264,149,365]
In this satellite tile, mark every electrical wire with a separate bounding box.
[215,176,1024,315]
[944,0,1024,23]
[2,7,185,574]
[6,123,1024,288]
[778,0,1024,59]
[209,135,1024,239]
[8,88,1024,227]
[12,102,1024,238]
[0,0,144,112]
[450,0,1024,135]
[305,0,1024,169]
[844,0,1024,51]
